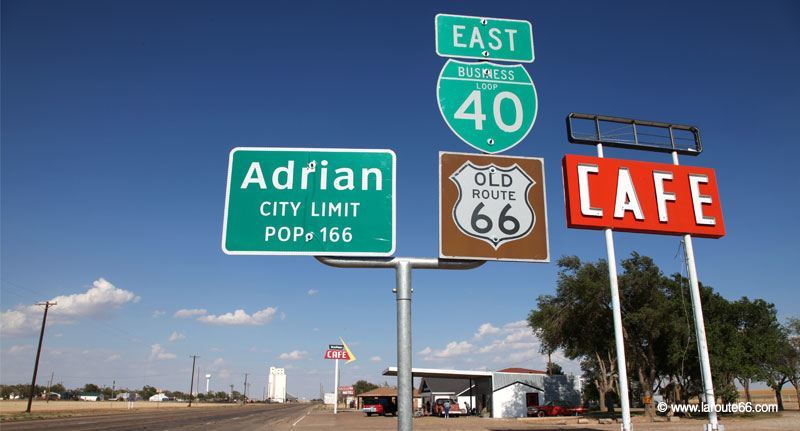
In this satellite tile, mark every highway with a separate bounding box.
[1,403,311,431]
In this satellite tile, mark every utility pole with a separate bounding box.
[230,384,234,402]
[243,373,249,403]
[46,371,54,404]
[188,355,199,407]
[26,301,56,414]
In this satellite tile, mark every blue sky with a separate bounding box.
[2,1,798,398]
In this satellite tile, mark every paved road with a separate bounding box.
[1,403,311,431]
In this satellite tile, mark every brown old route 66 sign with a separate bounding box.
[439,152,549,262]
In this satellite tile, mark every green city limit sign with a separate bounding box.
[437,59,538,154]
[222,148,395,256]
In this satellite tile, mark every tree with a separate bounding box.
[353,380,379,395]
[50,383,66,395]
[786,318,800,406]
[547,361,564,376]
[618,253,675,420]
[214,391,229,401]
[82,383,100,394]
[730,298,784,402]
[528,256,618,412]
[139,385,158,400]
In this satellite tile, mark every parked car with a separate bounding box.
[528,400,588,417]
[434,398,462,417]
[362,397,397,416]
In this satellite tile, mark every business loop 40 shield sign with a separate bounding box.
[437,59,538,154]
[450,162,534,248]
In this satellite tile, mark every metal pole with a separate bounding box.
[316,256,483,431]
[396,260,412,431]
[333,359,339,414]
[597,144,632,431]
[26,301,55,414]
[673,151,719,430]
[188,355,198,407]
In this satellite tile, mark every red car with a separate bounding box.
[528,400,588,417]
[434,398,462,417]
[362,397,397,416]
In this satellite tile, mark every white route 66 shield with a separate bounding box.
[450,161,535,249]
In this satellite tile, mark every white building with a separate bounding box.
[387,367,582,419]
[268,366,287,403]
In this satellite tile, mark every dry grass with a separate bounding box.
[0,399,237,415]
[739,389,799,410]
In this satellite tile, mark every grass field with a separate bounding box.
[740,389,799,410]
[0,399,239,420]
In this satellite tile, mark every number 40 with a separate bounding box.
[454,90,523,133]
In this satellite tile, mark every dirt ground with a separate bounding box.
[0,399,238,419]
[293,409,800,431]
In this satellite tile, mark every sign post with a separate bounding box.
[324,338,355,414]
[672,151,720,431]
[563,113,725,431]
[316,257,483,431]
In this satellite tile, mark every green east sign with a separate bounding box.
[222,148,395,256]
[437,59,538,154]
[435,14,534,63]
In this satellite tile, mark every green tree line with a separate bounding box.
[0,382,237,402]
[528,253,799,419]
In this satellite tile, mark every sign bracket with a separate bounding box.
[316,256,484,431]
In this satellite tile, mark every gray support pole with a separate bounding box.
[396,260,413,431]
[316,256,483,431]
[333,359,339,414]
[596,144,632,431]
[673,151,719,430]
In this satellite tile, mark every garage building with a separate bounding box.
[384,366,581,418]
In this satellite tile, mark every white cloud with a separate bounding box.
[1,278,139,336]
[208,357,231,379]
[279,350,307,360]
[106,353,121,361]
[197,307,277,326]
[149,344,176,360]
[8,344,31,354]
[152,310,165,318]
[307,289,318,296]
[370,356,382,362]
[280,312,286,321]
[174,308,207,318]
[418,320,582,374]
[168,331,185,342]
[474,323,500,339]
[421,341,474,360]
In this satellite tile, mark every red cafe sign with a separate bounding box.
[324,349,351,360]
[562,155,725,238]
